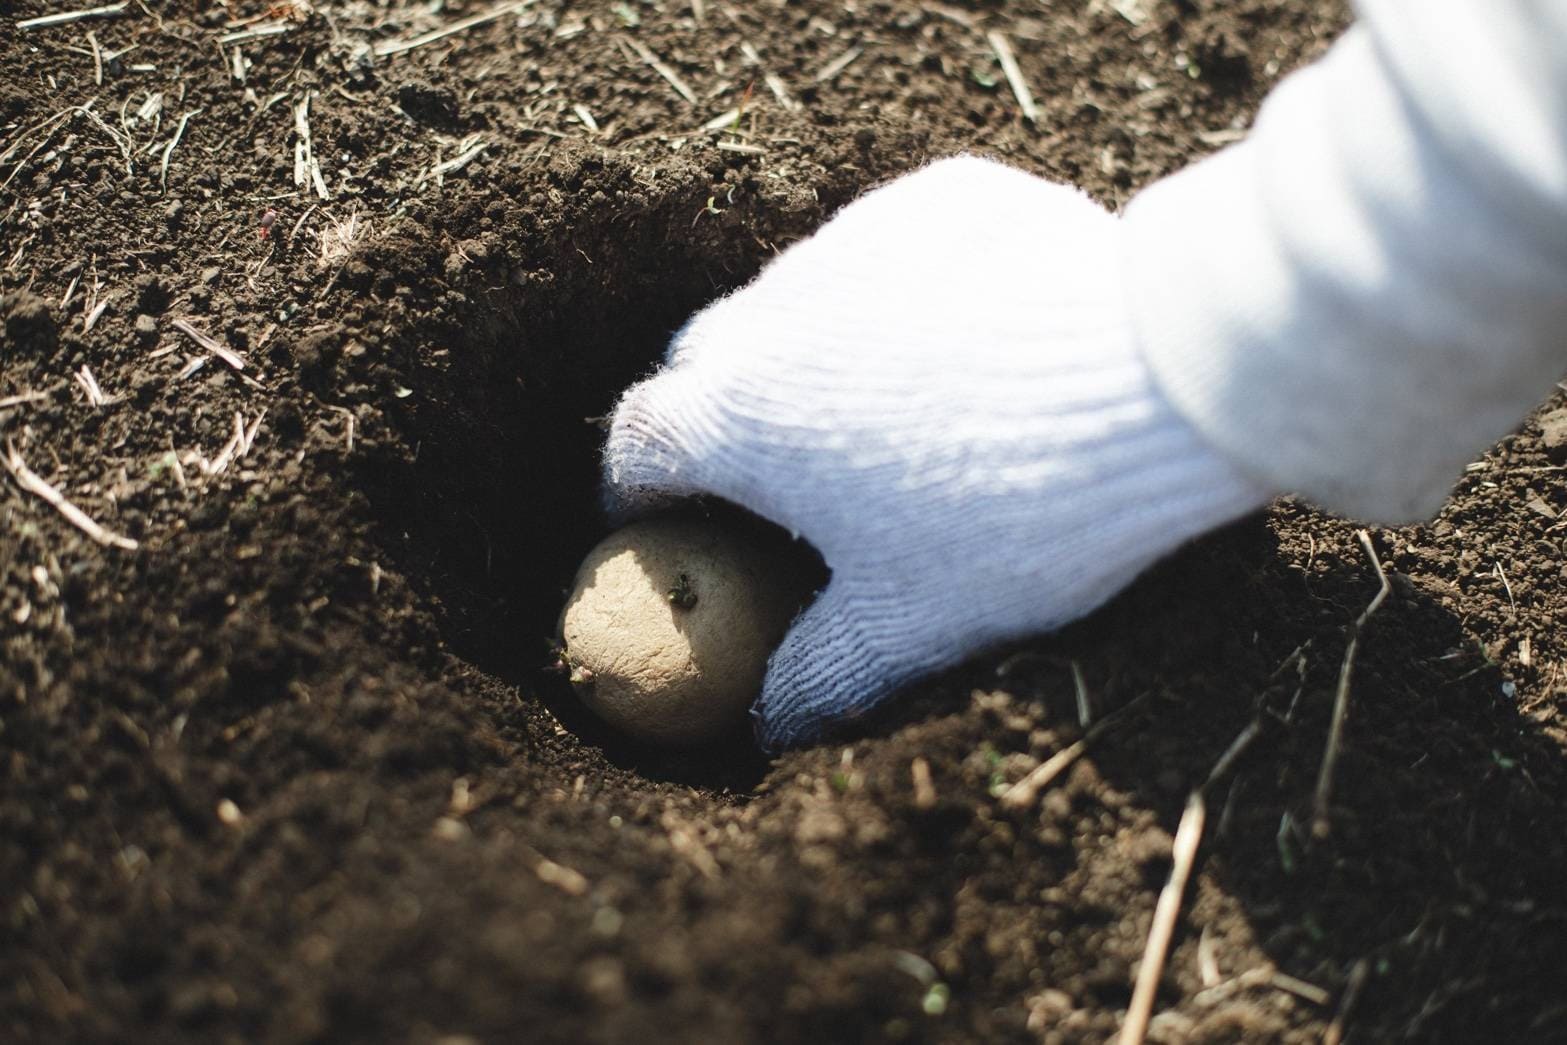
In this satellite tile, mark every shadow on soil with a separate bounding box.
[855,513,1567,1039]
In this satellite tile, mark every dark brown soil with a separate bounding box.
[5,1,1566,1042]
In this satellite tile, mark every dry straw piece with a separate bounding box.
[3,441,138,550]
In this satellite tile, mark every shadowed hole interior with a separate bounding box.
[354,166,848,768]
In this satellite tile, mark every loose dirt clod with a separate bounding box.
[559,516,807,745]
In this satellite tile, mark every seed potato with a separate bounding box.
[559,516,806,745]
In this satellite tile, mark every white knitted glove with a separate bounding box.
[604,157,1271,750]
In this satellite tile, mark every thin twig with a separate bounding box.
[1312,529,1391,839]
[987,30,1039,123]
[1120,792,1206,1045]
[3,441,138,550]
[372,0,534,58]
[18,1,128,31]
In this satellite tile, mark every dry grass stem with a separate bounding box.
[572,104,599,133]
[1120,791,1206,1045]
[814,46,862,83]
[216,22,292,45]
[73,365,106,407]
[1204,719,1261,790]
[1267,970,1330,1007]
[988,30,1039,123]
[1000,697,1144,809]
[764,72,799,111]
[1001,737,1087,809]
[910,757,937,810]
[329,405,356,452]
[2,104,103,192]
[318,209,363,265]
[293,93,330,199]
[287,203,318,247]
[0,389,54,410]
[170,318,249,371]
[1493,561,1517,614]
[78,103,134,173]
[624,37,698,104]
[4,441,138,550]
[534,857,589,896]
[1196,927,1221,987]
[240,410,266,456]
[203,413,246,477]
[18,1,127,30]
[1072,659,1093,727]
[372,0,535,58]
[83,291,113,332]
[661,812,722,879]
[426,137,488,182]
[1324,958,1370,1045]
[87,30,104,85]
[701,107,740,132]
[201,411,262,477]
[159,108,198,193]
[1312,529,1390,839]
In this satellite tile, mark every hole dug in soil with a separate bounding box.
[353,149,850,776]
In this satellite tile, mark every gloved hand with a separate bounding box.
[603,156,1271,751]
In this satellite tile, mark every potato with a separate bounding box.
[558,516,807,745]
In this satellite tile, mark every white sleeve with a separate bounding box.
[1121,1,1567,524]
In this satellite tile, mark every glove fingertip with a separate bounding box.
[749,585,905,752]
